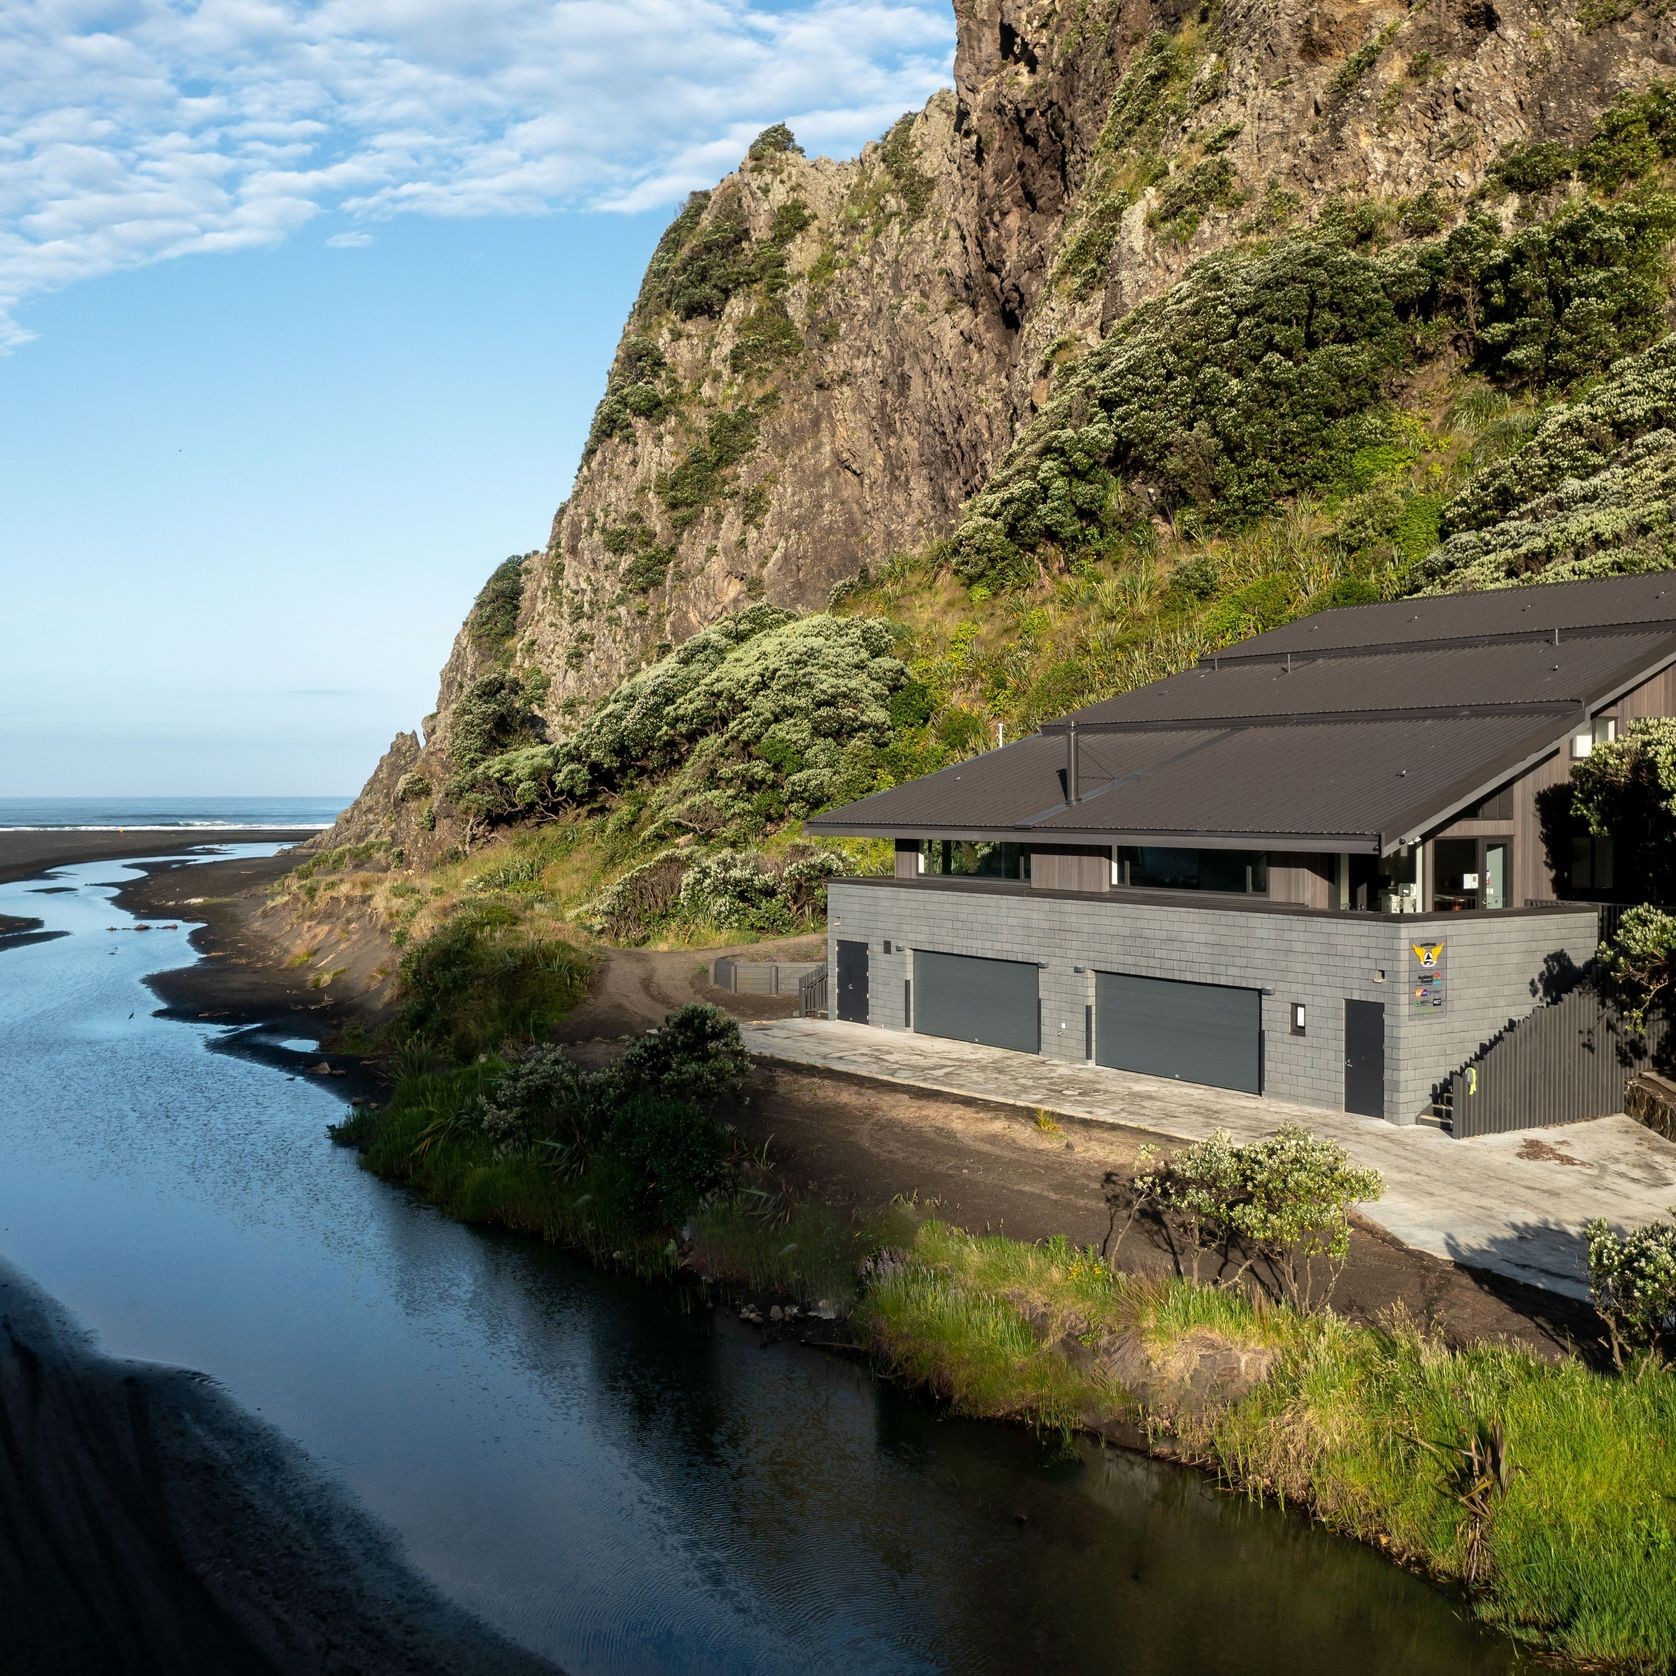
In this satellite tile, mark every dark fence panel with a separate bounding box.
[798,964,829,1018]
[1449,985,1669,1138]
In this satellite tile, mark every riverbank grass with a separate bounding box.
[857,1222,1676,1670]
[336,1010,1676,1671]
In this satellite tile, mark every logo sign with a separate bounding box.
[1409,939,1446,1015]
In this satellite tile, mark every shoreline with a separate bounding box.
[0,1256,556,1676]
[0,827,316,887]
[1,830,555,1673]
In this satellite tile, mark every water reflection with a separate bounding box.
[0,852,1519,1674]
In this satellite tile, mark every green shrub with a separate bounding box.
[449,672,544,774]
[729,299,803,376]
[475,1043,602,1158]
[1124,1125,1384,1310]
[1418,189,1676,390]
[1596,901,1676,1029]
[1424,335,1676,591]
[613,1003,752,1106]
[1584,1209,1676,1365]
[395,771,432,804]
[952,184,1676,590]
[397,903,589,1059]
[677,850,796,934]
[1493,140,1576,197]
[454,607,905,836]
[877,114,934,220]
[1147,155,1241,244]
[1578,81,1676,193]
[583,335,674,460]
[949,238,1413,581]
[769,200,814,242]
[659,405,763,527]
[655,200,753,319]
[467,556,525,651]
[748,123,803,161]
[584,852,690,941]
[597,1094,732,1224]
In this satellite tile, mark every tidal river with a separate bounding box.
[0,848,1520,1674]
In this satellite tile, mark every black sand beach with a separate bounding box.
[0,1260,557,1676]
[0,827,314,887]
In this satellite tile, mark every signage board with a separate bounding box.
[1410,939,1446,1015]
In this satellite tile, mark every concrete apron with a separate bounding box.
[743,1017,1676,1301]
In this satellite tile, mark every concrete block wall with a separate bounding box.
[827,882,1598,1124]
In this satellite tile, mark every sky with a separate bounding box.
[0,0,956,797]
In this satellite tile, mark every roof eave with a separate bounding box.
[804,819,1382,854]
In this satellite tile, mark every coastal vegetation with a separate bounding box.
[334,1007,1676,1671]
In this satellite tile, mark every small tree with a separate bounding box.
[1584,1209,1676,1367]
[1227,1127,1385,1311]
[1566,718,1676,901]
[1122,1125,1384,1311]
[1597,904,1676,1029]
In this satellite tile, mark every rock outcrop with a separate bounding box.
[324,0,1674,854]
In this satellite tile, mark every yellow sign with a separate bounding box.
[1411,941,1444,970]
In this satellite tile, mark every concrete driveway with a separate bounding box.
[741,1018,1676,1301]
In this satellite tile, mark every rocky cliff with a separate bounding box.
[323,0,1675,857]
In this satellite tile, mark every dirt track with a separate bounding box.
[553,933,823,1040]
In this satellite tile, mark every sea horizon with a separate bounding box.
[0,795,348,831]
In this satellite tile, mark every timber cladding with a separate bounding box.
[827,881,1597,1124]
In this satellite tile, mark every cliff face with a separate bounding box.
[325,0,1673,854]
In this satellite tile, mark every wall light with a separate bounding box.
[1290,1002,1307,1036]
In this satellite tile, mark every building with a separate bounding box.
[807,573,1676,1124]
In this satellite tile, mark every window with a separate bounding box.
[1569,833,1616,893]
[1572,715,1618,760]
[919,840,1031,881]
[1432,836,1512,911]
[1112,846,1269,894]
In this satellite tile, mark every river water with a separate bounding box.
[0,848,1521,1674]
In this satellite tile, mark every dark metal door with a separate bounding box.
[1344,999,1385,1118]
[1095,972,1262,1095]
[913,950,1040,1053]
[835,939,869,1023]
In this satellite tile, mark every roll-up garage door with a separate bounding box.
[1095,972,1262,1095]
[914,950,1040,1053]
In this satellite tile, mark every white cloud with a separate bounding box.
[0,0,954,349]
[326,228,372,246]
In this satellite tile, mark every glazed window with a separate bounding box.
[1111,846,1268,894]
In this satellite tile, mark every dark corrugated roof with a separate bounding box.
[1033,714,1562,841]
[808,572,1676,851]
[1223,572,1676,661]
[1058,631,1676,726]
[812,713,1563,849]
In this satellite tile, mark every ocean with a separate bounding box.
[0,796,347,831]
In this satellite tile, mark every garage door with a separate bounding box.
[1095,972,1262,1095]
[914,950,1040,1053]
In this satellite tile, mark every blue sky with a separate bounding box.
[0,0,955,797]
